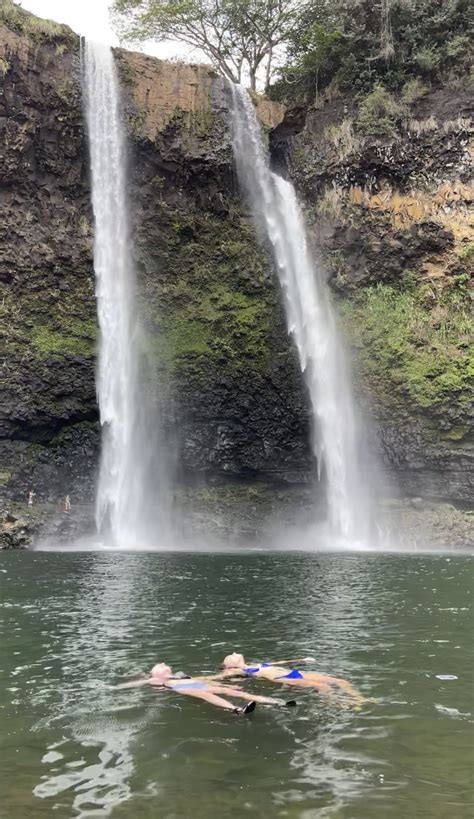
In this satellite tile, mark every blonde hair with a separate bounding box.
[222,653,245,668]
[150,663,171,678]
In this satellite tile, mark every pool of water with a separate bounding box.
[0,550,472,818]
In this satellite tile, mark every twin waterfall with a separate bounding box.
[82,42,158,547]
[82,42,373,547]
[229,85,372,543]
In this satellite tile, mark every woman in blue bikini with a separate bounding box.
[113,663,295,715]
[214,653,366,706]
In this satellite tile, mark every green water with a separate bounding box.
[0,551,472,819]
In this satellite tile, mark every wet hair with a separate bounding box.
[222,653,245,669]
[150,663,171,678]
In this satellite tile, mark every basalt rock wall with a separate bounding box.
[0,5,311,512]
[276,87,473,503]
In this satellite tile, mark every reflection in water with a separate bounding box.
[0,552,472,819]
[31,555,161,816]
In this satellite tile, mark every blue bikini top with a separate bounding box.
[243,663,304,680]
[243,662,270,674]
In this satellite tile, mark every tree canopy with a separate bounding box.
[272,0,473,101]
[112,0,311,89]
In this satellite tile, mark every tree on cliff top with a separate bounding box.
[272,0,473,101]
[111,0,311,90]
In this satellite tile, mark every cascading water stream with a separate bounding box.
[82,41,159,547]
[229,84,373,543]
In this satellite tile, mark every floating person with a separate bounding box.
[111,663,296,715]
[27,489,36,507]
[212,653,367,707]
[64,495,71,513]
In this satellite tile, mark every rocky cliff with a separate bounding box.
[0,1,472,545]
[276,87,473,503]
[0,2,311,525]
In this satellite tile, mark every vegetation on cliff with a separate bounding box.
[339,276,473,421]
[272,0,473,101]
[0,0,74,41]
[263,0,474,497]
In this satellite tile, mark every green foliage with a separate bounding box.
[0,0,74,41]
[401,77,430,105]
[112,0,311,90]
[278,22,341,98]
[457,242,474,263]
[357,84,405,137]
[445,33,471,60]
[414,45,441,75]
[272,0,473,102]
[339,280,473,413]
[0,57,10,75]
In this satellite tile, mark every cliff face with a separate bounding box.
[0,5,311,513]
[275,90,473,503]
[0,2,472,525]
[1,12,98,503]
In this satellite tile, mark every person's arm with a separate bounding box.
[198,669,246,681]
[107,677,152,690]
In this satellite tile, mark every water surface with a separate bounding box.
[0,551,472,818]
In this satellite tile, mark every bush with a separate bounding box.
[357,85,405,137]
[445,34,471,60]
[414,46,441,75]
[401,77,430,105]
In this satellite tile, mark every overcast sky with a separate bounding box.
[19,0,207,62]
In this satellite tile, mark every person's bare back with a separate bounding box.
[211,653,367,707]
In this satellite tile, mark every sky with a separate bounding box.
[19,0,206,62]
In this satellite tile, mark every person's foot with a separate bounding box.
[234,700,257,715]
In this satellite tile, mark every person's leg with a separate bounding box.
[307,674,365,703]
[208,684,288,706]
[175,687,255,713]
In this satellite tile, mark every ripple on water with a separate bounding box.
[0,551,472,819]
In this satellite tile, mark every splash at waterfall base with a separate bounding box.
[2,490,473,552]
[0,7,472,550]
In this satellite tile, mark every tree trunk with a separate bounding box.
[265,46,273,92]
[218,58,239,85]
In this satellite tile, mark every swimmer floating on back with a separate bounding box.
[111,663,296,716]
[210,653,367,707]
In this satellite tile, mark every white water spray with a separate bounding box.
[82,42,157,546]
[229,84,373,542]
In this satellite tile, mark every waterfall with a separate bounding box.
[229,84,373,543]
[82,41,158,547]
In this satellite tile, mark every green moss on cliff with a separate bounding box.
[1,274,96,362]
[339,279,473,416]
[137,203,276,384]
[32,319,96,359]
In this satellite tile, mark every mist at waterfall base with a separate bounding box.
[82,41,170,549]
[228,83,384,550]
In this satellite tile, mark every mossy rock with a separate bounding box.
[338,278,473,418]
